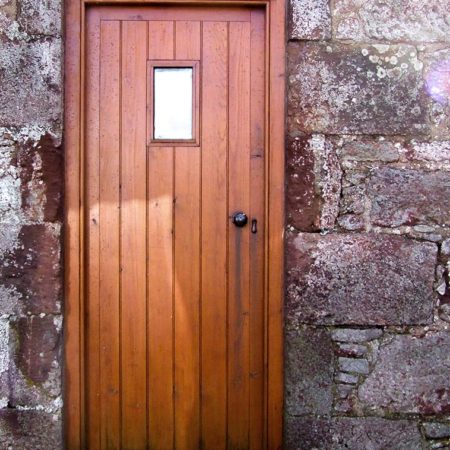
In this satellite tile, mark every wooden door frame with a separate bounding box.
[64,0,285,447]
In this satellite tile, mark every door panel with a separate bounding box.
[85,7,266,449]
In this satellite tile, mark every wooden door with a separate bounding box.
[84,5,267,449]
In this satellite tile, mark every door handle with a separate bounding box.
[232,212,248,227]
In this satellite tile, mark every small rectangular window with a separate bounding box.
[148,61,199,146]
[154,68,193,140]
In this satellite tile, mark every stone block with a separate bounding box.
[335,372,359,384]
[18,133,63,222]
[286,232,437,326]
[17,0,61,36]
[284,416,422,450]
[359,332,450,414]
[1,223,62,314]
[0,38,62,128]
[285,327,334,415]
[423,48,450,139]
[340,139,400,163]
[422,422,450,439]
[289,0,331,40]
[368,168,450,227]
[331,328,383,343]
[0,410,61,449]
[286,134,341,231]
[339,357,369,375]
[336,343,367,358]
[288,42,429,135]
[333,0,450,43]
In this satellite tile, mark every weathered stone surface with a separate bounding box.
[359,332,450,414]
[288,43,429,135]
[0,410,61,449]
[18,133,63,222]
[423,48,450,139]
[340,139,400,163]
[339,357,369,375]
[1,224,61,314]
[368,168,450,227]
[336,343,367,358]
[284,417,423,450]
[332,328,383,343]
[286,232,437,325]
[0,39,62,127]
[14,316,59,384]
[422,422,450,439]
[285,327,334,415]
[335,372,359,384]
[333,0,450,43]
[289,0,331,40]
[286,134,341,231]
[17,0,61,36]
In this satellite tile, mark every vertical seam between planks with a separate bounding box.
[263,7,270,447]
[145,20,150,448]
[97,19,102,450]
[172,20,177,450]
[199,20,204,449]
[247,19,252,449]
[118,19,123,450]
[225,20,230,450]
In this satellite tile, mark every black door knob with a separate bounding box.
[232,212,248,227]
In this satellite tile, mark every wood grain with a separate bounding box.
[227,20,251,449]
[85,11,101,449]
[99,20,121,450]
[249,9,266,449]
[120,20,148,449]
[147,20,175,450]
[201,20,228,450]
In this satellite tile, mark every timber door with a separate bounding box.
[84,6,267,449]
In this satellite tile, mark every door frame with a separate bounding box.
[63,0,285,447]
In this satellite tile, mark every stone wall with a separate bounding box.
[286,0,450,449]
[1,0,450,447]
[0,0,63,446]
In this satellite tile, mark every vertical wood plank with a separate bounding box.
[249,9,266,450]
[175,21,200,60]
[64,1,84,447]
[227,20,251,450]
[174,20,202,450]
[267,0,285,446]
[173,147,201,450]
[99,20,121,450]
[147,20,175,450]
[201,21,228,450]
[120,20,148,450]
[85,11,101,450]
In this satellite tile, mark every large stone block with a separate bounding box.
[17,0,61,36]
[423,47,450,139]
[18,133,63,222]
[284,416,422,450]
[286,232,437,325]
[289,0,331,40]
[0,38,62,127]
[285,327,334,415]
[1,223,62,314]
[368,168,450,227]
[333,0,450,43]
[359,332,450,415]
[286,134,341,231]
[0,410,61,449]
[288,43,429,135]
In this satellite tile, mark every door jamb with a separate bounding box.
[63,0,285,447]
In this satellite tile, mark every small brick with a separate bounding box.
[336,343,367,358]
[332,329,383,343]
[335,372,359,384]
[339,357,369,375]
[422,422,450,439]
